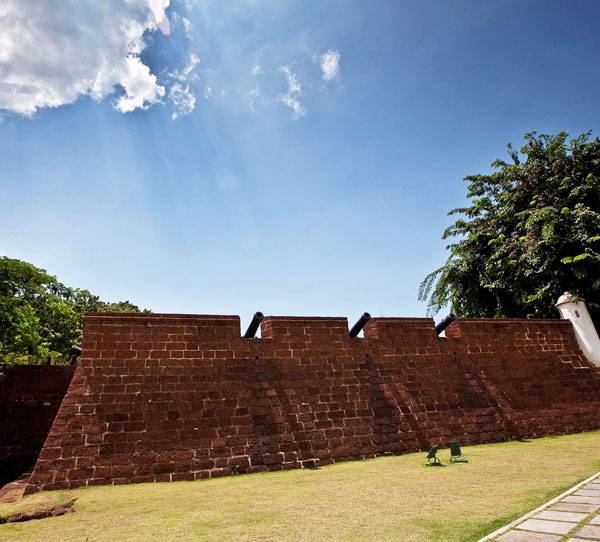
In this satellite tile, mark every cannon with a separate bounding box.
[349,312,371,337]
[70,345,82,365]
[243,311,264,338]
[435,313,456,335]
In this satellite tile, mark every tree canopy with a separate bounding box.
[419,131,600,324]
[0,256,148,366]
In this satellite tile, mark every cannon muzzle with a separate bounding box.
[435,313,456,335]
[349,312,371,337]
[71,345,82,365]
[244,311,264,338]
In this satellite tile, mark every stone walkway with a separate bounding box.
[480,472,600,541]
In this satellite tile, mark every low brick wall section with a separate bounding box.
[26,313,600,493]
[0,365,75,487]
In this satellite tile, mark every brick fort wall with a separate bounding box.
[0,365,76,487]
[25,313,600,493]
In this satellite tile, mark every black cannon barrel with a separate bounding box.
[71,345,82,365]
[349,312,371,337]
[243,311,264,338]
[435,313,456,335]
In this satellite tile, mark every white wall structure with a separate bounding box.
[556,292,600,367]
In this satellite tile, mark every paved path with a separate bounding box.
[480,471,600,542]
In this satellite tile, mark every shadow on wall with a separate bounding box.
[0,365,75,487]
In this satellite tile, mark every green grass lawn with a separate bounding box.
[2,431,600,541]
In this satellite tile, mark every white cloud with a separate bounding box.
[164,50,199,119]
[148,0,171,34]
[248,88,259,113]
[0,0,170,116]
[114,57,166,113]
[170,53,200,82]
[204,86,213,100]
[169,83,196,120]
[277,66,305,119]
[320,50,341,80]
[283,67,301,94]
[278,94,304,119]
[184,54,200,77]
[251,65,263,77]
[170,11,192,37]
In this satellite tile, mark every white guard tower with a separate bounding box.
[556,292,600,367]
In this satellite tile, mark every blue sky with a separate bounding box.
[1,0,600,330]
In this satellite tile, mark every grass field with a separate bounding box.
[2,431,600,541]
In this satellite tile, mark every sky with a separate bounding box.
[1,0,600,331]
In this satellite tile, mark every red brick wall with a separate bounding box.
[26,313,600,493]
[0,365,75,487]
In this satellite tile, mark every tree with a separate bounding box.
[419,131,600,325]
[0,256,148,366]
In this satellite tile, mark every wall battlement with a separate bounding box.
[25,313,600,493]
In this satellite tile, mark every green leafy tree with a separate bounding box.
[419,131,600,325]
[0,257,148,366]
